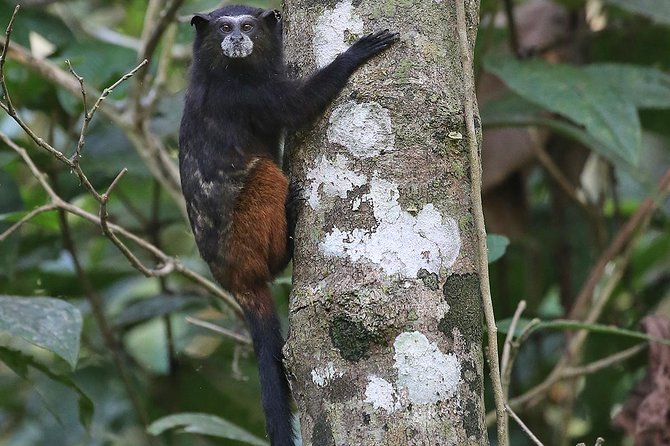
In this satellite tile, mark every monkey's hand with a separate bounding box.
[343,29,400,65]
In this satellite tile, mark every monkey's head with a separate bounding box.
[190,5,282,72]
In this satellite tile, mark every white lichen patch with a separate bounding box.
[313,0,364,68]
[321,175,461,276]
[393,331,461,405]
[306,154,366,210]
[328,101,395,159]
[311,362,344,387]
[364,375,400,412]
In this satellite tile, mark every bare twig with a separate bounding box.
[505,404,544,446]
[500,300,527,439]
[185,316,252,345]
[64,60,88,161]
[94,59,148,116]
[0,5,20,105]
[1,7,73,167]
[145,22,177,111]
[562,343,646,379]
[132,0,185,116]
[501,300,526,395]
[455,1,508,444]
[138,0,185,69]
[569,168,670,320]
[0,204,59,242]
[528,128,587,207]
[97,168,171,277]
[68,57,148,165]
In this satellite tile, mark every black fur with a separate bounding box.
[244,290,294,446]
[179,5,398,446]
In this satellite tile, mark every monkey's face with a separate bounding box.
[217,15,256,59]
[191,7,282,69]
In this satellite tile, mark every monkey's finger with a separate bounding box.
[367,33,401,51]
[374,32,400,45]
[359,29,391,43]
[357,31,400,51]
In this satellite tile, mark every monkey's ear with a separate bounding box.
[260,9,281,28]
[190,13,210,31]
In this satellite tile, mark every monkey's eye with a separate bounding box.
[241,23,253,32]
[220,23,232,33]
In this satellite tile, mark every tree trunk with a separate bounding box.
[283,1,486,444]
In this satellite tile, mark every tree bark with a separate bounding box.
[283,1,486,444]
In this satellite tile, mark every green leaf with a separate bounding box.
[487,234,509,264]
[147,413,270,446]
[605,0,670,26]
[0,296,82,370]
[585,64,670,109]
[0,346,94,429]
[485,56,641,166]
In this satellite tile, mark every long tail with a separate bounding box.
[240,284,294,446]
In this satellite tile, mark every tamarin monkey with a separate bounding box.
[179,5,398,445]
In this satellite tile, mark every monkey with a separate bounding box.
[178,5,398,446]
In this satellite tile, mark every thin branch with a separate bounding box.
[98,169,175,277]
[501,300,526,395]
[0,5,20,105]
[94,59,148,116]
[569,168,670,320]
[562,343,646,379]
[528,128,587,207]
[1,7,73,167]
[505,404,544,446]
[145,22,177,111]
[0,203,59,242]
[138,0,185,69]
[185,316,252,345]
[132,0,185,115]
[455,1,508,444]
[64,59,88,162]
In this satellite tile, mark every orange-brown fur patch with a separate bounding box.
[222,157,289,317]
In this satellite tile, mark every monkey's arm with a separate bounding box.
[277,30,399,129]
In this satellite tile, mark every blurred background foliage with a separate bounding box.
[0,0,668,445]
